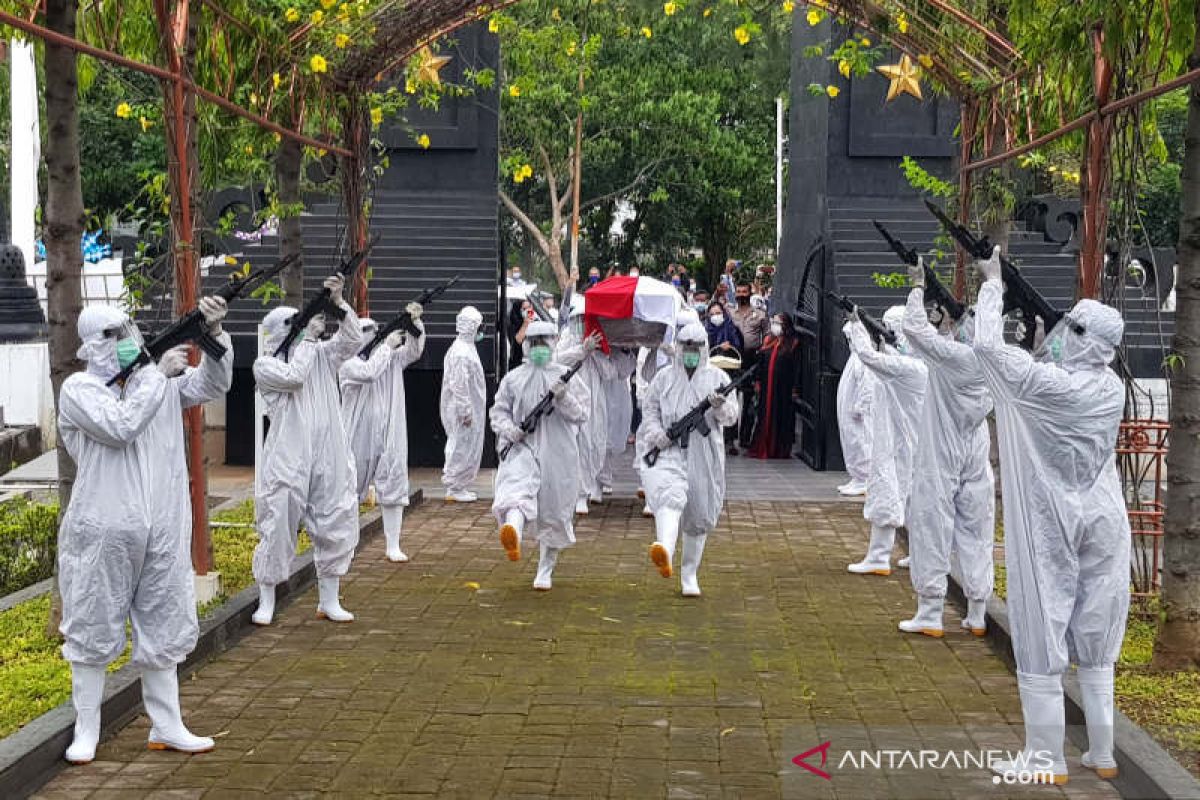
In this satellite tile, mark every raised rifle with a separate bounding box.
[643,368,755,467]
[871,220,967,322]
[358,275,462,359]
[498,359,585,460]
[107,253,297,386]
[825,291,898,349]
[923,200,1063,348]
[272,235,379,359]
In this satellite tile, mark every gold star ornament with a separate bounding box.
[876,53,923,102]
[415,46,452,85]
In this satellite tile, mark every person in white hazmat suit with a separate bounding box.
[58,297,232,764]
[440,306,487,502]
[641,322,740,596]
[557,302,616,514]
[835,322,875,496]
[973,247,1130,784]
[599,347,637,493]
[252,275,363,625]
[338,302,426,560]
[844,306,928,576]
[898,258,994,638]
[491,321,591,590]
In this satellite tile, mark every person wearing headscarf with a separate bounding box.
[440,306,487,501]
[748,312,801,459]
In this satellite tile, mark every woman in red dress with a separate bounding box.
[748,312,801,459]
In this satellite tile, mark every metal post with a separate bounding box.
[1080,25,1114,299]
[776,96,784,256]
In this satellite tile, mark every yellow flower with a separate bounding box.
[116,102,132,119]
[509,84,521,97]
[826,85,840,98]
[838,59,850,78]
[859,37,871,46]
[273,72,282,89]
[897,13,908,34]
[551,6,561,19]
[244,144,254,155]
[249,92,258,106]
[733,25,750,45]
[417,134,431,149]
[284,7,299,22]
[318,148,327,157]
[806,9,820,26]
[310,54,328,73]
[567,40,577,56]
[335,33,350,48]
[918,53,933,69]
[320,0,335,8]
[311,9,324,24]
[703,7,712,16]
[782,0,794,12]
[224,255,238,265]
[664,1,677,15]
[139,116,153,132]
[521,164,533,179]
[273,132,282,142]
[370,106,383,127]
[513,169,527,184]
[488,16,500,33]
[641,26,653,38]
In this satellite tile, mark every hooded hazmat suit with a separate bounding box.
[974,270,1129,780]
[845,307,927,574]
[836,323,875,492]
[557,307,616,505]
[641,322,740,595]
[440,306,487,498]
[339,318,385,502]
[254,302,362,587]
[599,347,637,490]
[900,288,994,636]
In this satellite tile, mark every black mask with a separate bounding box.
[736,295,750,306]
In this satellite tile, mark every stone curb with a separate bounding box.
[0,490,421,800]
[898,530,1200,800]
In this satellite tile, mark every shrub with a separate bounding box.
[0,498,59,597]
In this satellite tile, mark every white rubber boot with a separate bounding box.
[897,555,910,569]
[447,489,478,503]
[847,525,895,575]
[680,533,708,597]
[142,668,214,754]
[65,663,106,764]
[898,595,945,638]
[316,576,355,622]
[991,672,1068,785]
[575,497,590,516]
[533,543,559,591]
[1078,666,1118,779]
[382,504,408,562]
[500,510,524,562]
[251,583,275,626]
[641,503,653,518]
[649,507,682,578]
[837,479,867,496]
[962,598,988,636]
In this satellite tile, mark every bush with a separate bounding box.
[0,498,59,597]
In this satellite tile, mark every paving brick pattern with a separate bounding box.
[35,497,1120,799]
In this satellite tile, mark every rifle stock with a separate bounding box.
[643,368,754,467]
[870,220,966,321]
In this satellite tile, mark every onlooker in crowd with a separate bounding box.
[541,294,558,322]
[507,299,535,371]
[586,266,602,288]
[730,281,769,449]
[507,267,524,287]
[704,301,743,353]
[749,312,801,459]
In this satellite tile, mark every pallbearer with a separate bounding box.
[835,322,875,496]
[440,306,487,502]
[556,301,615,514]
[491,321,590,590]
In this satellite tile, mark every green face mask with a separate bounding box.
[475,331,485,343]
[529,345,552,366]
[116,338,142,369]
[1048,337,1063,363]
[682,351,701,369]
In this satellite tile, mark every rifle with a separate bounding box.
[923,200,1063,348]
[107,253,297,386]
[643,368,754,467]
[272,235,379,359]
[825,291,898,349]
[358,275,462,359]
[498,359,585,460]
[871,220,967,322]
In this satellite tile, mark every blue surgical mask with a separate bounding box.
[589,275,600,285]
[116,338,141,369]
[672,277,682,287]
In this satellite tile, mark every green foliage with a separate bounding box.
[900,156,954,200]
[871,271,908,289]
[209,500,311,606]
[0,497,59,596]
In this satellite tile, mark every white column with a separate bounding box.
[10,38,40,270]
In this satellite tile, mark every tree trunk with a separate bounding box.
[275,136,304,306]
[43,0,85,638]
[1154,4,1200,671]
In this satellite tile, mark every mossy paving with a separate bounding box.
[35,499,1120,799]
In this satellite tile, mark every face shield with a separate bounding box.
[524,320,558,367]
[953,309,977,344]
[104,319,147,369]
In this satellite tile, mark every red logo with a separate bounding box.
[792,741,833,780]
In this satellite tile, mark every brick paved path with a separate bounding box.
[36,496,1120,799]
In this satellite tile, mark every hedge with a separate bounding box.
[0,497,58,597]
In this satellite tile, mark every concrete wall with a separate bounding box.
[0,342,54,445]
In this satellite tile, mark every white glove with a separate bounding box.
[461,415,473,428]
[908,256,925,290]
[386,331,404,349]
[198,296,228,333]
[324,274,346,305]
[550,381,567,400]
[406,302,424,321]
[708,392,727,409]
[650,430,673,450]
[501,424,525,444]
[305,314,326,339]
[583,332,602,353]
[977,245,1002,282]
[157,345,190,377]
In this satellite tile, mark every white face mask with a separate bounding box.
[629,270,639,278]
[710,314,725,327]
[770,322,783,337]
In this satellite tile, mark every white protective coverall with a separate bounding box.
[440,306,486,501]
[900,287,994,638]
[339,306,425,562]
[491,321,590,590]
[845,307,928,575]
[974,261,1130,782]
[254,294,362,622]
[599,347,637,491]
[641,322,740,596]
[836,322,875,495]
[557,306,616,510]
[59,302,231,762]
